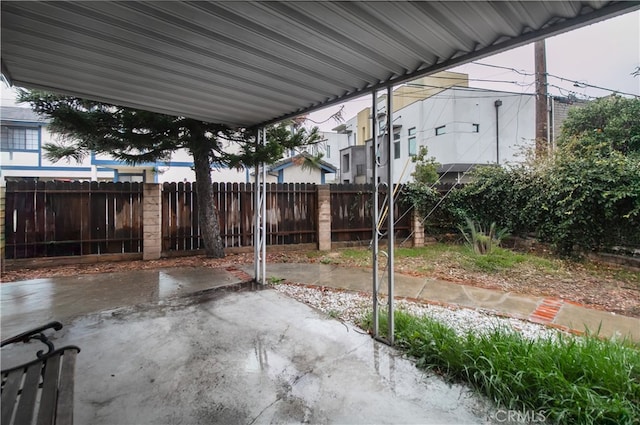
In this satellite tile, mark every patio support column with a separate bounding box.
[371,89,380,338]
[254,129,259,281]
[371,84,395,345]
[385,85,395,345]
[261,131,267,283]
[254,128,266,285]
[0,186,5,272]
[317,184,331,251]
[143,183,162,260]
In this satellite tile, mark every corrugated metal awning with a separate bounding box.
[2,1,637,128]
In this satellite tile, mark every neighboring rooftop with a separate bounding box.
[269,152,337,174]
[1,106,47,123]
[438,163,481,174]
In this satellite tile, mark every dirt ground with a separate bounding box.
[2,249,639,319]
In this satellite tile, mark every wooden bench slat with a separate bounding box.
[1,369,25,425]
[55,351,77,425]
[2,322,80,425]
[37,353,61,425]
[14,363,42,425]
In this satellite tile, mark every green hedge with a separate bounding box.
[404,148,640,255]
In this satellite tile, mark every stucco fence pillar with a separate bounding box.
[317,185,331,251]
[143,183,162,260]
[411,209,425,248]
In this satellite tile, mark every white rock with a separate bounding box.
[273,283,563,342]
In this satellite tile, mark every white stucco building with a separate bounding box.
[337,85,537,184]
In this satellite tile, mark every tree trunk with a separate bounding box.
[192,148,225,258]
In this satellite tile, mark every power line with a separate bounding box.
[471,61,639,98]
[399,84,536,100]
[472,61,534,76]
[546,73,639,98]
[405,75,535,88]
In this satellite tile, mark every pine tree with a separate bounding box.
[18,89,322,258]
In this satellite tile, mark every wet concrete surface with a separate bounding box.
[2,286,499,424]
[242,263,540,319]
[1,267,241,337]
[554,303,640,340]
[241,263,640,341]
[3,263,636,423]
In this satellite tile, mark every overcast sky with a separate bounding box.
[2,9,638,129]
[308,10,640,131]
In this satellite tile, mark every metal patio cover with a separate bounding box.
[1,1,637,128]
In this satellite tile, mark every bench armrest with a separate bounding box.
[1,321,64,358]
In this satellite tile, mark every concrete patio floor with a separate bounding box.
[1,268,500,424]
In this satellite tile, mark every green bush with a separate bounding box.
[402,182,440,216]
[400,97,640,255]
[557,96,640,155]
[538,144,640,254]
[443,165,544,237]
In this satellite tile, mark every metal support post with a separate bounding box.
[254,129,261,282]
[261,128,267,284]
[385,85,395,345]
[371,90,380,338]
[254,128,267,285]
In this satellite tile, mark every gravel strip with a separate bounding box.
[273,282,564,341]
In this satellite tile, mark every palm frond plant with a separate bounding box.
[459,217,509,254]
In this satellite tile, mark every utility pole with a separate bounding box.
[535,39,548,158]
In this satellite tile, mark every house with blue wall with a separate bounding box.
[0,106,248,185]
[258,153,337,184]
[2,106,354,185]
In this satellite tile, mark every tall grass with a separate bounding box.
[363,311,640,424]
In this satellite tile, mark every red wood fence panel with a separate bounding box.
[5,181,412,259]
[161,182,319,252]
[4,181,143,259]
[329,183,411,243]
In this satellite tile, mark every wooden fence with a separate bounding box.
[330,184,411,242]
[4,181,413,260]
[161,182,317,251]
[4,181,143,259]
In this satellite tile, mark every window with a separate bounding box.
[1,126,39,151]
[118,174,144,183]
[408,138,417,156]
[342,153,350,172]
[408,127,417,156]
[472,123,480,133]
[393,141,400,159]
[378,119,386,133]
[393,131,401,159]
[435,125,445,136]
[326,145,331,158]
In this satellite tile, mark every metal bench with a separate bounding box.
[1,322,80,425]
